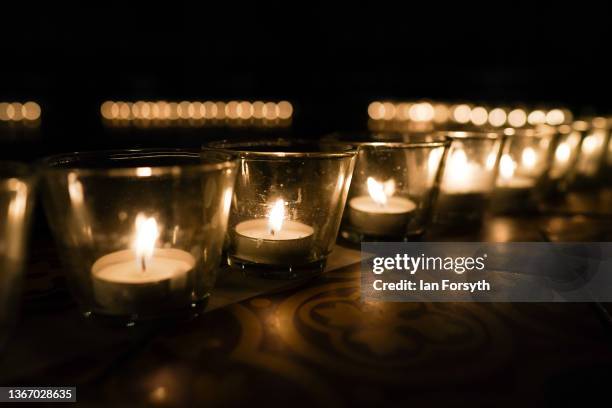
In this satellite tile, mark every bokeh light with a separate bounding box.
[507,109,527,128]
[527,110,546,125]
[470,106,488,126]
[488,108,507,127]
[99,100,293,127]
[452,104,471,124]
[545,109,565,126]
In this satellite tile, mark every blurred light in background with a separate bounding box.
[409,102,434,122]
[488,108,507,127]
[367,100,574,133]
[527,110,546,125]
[433,104,450,123]
[101,100,293,127]
[507,109,527,128]
[452,104,471,124]
[0,102,41,122]
[469,106,488,126]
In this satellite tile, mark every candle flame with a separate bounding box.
[136,167,152,177]
[367,177,394,206]
[268,199,285,235]
[451,149,469,169]
[134,213,159,271]
[555,142,571,163]
[521,147,537,169]
[499,154,516,180]
[582,133,603,154]
[444,148,469,186]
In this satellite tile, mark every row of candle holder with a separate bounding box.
[0,122,610,329]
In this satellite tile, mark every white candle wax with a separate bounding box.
[233,219,314,265]
[349,195,416,236]
[91,248,195,314]
[436,153,491,224]
[442,164,491,193]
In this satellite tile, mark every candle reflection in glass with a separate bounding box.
[42,149,238,325]
[0,163,35,349]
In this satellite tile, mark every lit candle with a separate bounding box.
[441,149,491,194]
[348,177,416,236]
[436,149,492,223]
[233,199,314,265]
[496,153,536,189]
[91,214,195,314]
[549,141,572,179]
[576,130,606,176]
[493,152,537,213]
[521,147,538,174]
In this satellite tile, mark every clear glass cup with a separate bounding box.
[41,149,238,326]
[606,117,612,185]
[543,123,584,195]
[204,139,356,279]
[434,130,504,228]
[570,117,611,188]
[491,126,556,213]
[0,162,36,348]
[323,133,450,242]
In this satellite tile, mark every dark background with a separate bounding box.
[1,4,612,159]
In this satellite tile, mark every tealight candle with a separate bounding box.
[349,177,416,236]
[440,149,491,194]
[576,129,606,176]
[233,199,314,265]
[91,214,195,314]
[550,142,571,178]
[496,153,537,189]
[436,149,491,219]
[493,153,537,213]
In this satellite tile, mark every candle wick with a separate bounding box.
[270,229,275,237]
[141,256,146,272]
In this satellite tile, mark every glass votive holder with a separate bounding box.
[606,117,612,185]
[570,117,611,188]
[42,149,238,325]
[324,133,450,242]
[434,130,504,228]
[491,126,556,214]
[0,162,36,348]
[543,123,584,195]
[204,139,357,279]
